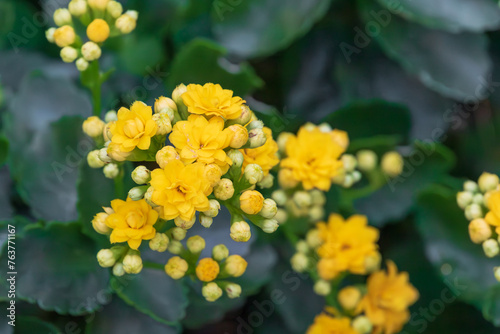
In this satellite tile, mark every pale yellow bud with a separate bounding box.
[495,267,500,282]
[149,233,169,252]
[204,164,223,187]
[68,0,87,16]
[472,193,484,205]
[278,168,299,189]
[483,239,499,258]
[239,190,264,215]
[275,209,288,224]
[81,42,102,61]
[296,240,309,253]
[338,286,361,310]
[168,240,183,254]
[76,58,89,71]
[156,146,179,168]
[342,154,357,172]
[53,25,75,47]
[464,180,479,193]
[88,0,109,10]
[203,199,220,218]
[131,166,151,184]
[199,214,213,228]
[97,249,116,267]
[247,120,263,130]
[53,8,72,26]
[230,221,251,242]
[290,252,308,272]
[381,151,404,177]
[128,186,146,201]
[356,150,378,172]
[228,124,249,148]
[257,173,274,189]
[306,229,322,249]
[313,280,331,296]
[202,282,223,302]
[153,112,172,135]
[227,149,244,168]
[187,235,206,253]
[45,28,56,43]
[465,203,483,220]
[352,316,373,334]
[261,219,279,233]
[144,186,156,207]
[105,110,118,122]
[310,189,326,206]
[103,163,119,179]
[116,13,137,34]
[469,218,492,244]
[174,216,196,229]
[172,84,187,105]
[92,212,110,234]
[293,191,312,208]
[308,206,325,222]
[260,199,277,219]
[154,96,177,116]
[248,128,267,148]
[478,172,499,193]
[171,227,187,241]
[456,191,473,209]
[87,150,105,169]
[212,244,229,261]
[224,255,247,277]
[244,164,264,185]
[112,263,125,277]
[271,190,288,206]
[98,147,112,163]
[83,116,105,138]
[214,178,235,200]
[364,252,382,273]
[165,256,188,279]
[277,132,293,153]
[123,253,143,274]
[225,283,242,299]
[106,1,123,18]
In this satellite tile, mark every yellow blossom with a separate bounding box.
[181,83,245,119]
[53,25,75,47]
[240,127,279,176]
[150,160,212,221]
[307,313,358,334]
[196,258,220,282]
[87,19,110,42]
[316,214,379,280]
[169,114,233,173]
[485,191,500,234]
[239,190,264,215]
[108,101,157,154]
[105,197,158,250]
[281,125,346,191]
[357,261,419,334]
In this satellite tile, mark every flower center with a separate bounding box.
[126,211,145,229]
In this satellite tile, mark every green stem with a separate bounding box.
[143,261,164,270]
[114,170,125,198]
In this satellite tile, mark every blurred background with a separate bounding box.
[1,0,500,333]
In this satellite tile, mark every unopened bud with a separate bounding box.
[103,163,120,179]
[123,253,143,274]
[364,252,382,273]
[112,263,125,277]
[248,128,267,148]
[465,203,483,220]
[156,146,180,169]
[356,150,378,172]
[381,151,404,177]
[227,150,244,168]
[171,227,187,241]
[275,209,288,224]
[260,199,277,219]
[202,199,220,218]
[212,244,229,261]
[483,239,499,258]
[76,58,89,71]
[472,193,484,205]
[92,212,110,234]
[81,41,102,61]
[293,191,312,208]
[277,132,293,153]
[202,282,223,302]
[60,46,77,63]
[272,190,288,206]
[204,164,222,187]
[230,221,251,242]
[464,180,479,193]
[128,186,146,201]
[165,256,188,279]
[495,267,500,282]
[53,25,75,47]
[479,172,499,193]
[53,8,72,26]
[168,240,183,254]
[225,283,242,299]
[308,206,325,222]
[240,190,264,215]
[228,105,252,125]
[214,179,235,200]
[87,18,110,43]
[154,96,177,117]
[296,240,309,253]
[257,174,274,189]
[83,116,105,138]
[187,235,206,253]
[87,150,105,168]
[98,147,112,163]
[149,233,169,252]
[105,110,118,122]
[306,229,322,249]
[172,84,187,106]
[106,1,123,18]
[310,189,326,206]
[131,166,151,184]
[290,253,308,272]
[468,219,492,244]
[153,112,172,135]
[313,280,331,296]
[88,0,109,10]
[97,249,116,267]
[244,164,264,185]
[45,28,55,43]
[174,216,196,229]
[342,154,357,172]
[338,286,361,310]
[261,219,279,233]
[224,255,247,277]
[352,316,373,334]
[199,214,213,228]
[457,191,473,209]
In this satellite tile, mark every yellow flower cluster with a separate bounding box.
[307,312,358,334]
[240,127,279,175]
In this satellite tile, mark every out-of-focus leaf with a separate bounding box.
[0,167,13,220]
[484,285,500,327]
[0,136,8,166]
[167,38,263,97]
[16,317,61,334]
[0,222,111,315]
[358,0,492,101]
[376,0,500,33]
[212,0,332,58]
[116,35,165,76]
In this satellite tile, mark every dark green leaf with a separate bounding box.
[16,316,61,334]
[116,35,165,76]
[0,136,8,166]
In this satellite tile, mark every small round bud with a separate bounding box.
[87,150,105,168]
[338,286,361,310]
[275,209,288,224]
[172,84,187,105]
[45,28,55,43]
[225,283,242,299]
[156,146,179,169]
[174,216,196,230]
[88,0,109,10]
[212,244,229,261]
[224,255,247,277]
[198,214,213,228]
[468,219,492,244]
[75,58,89,71]
[240,190,264,215]
[165,256,188,280]
[149,233,169,252]
[153,112,172,135]
[248,128,267,148]
[278,168,299,189]
[98,147,112,163]
[306,229,322,249]
[81,42,102,61]
[479,172,499,193]
[381,151,404,177]
[465,203,483,220]
[131,166,151,184]
[204,164,222,187]
[472,193,484,205]
[92,212,110,234]
[341,154,357,172]
[154,96,177,116]
[128,186,146,201]
[106,1,123,18]
[87,19,110,43]
[214,179,235,201]
[343,174,355,188]
[97,249,116,267]
[196,258,220,282]
[123,253,143,274]
[227,149,244,168]
[53,8,72,26]
[352,170,362,183]
[112,263,125,277]
[494,267,500,282]
[290,252,308,272]
[202,282,223,302]
[68,0,87,16]
[457,191,473,209]
[104,110,118,122]
[464,180,479,193]
[53,25,75,47]
[261,219,279,233]
[247,120,264,131]
[227,124,249,148]
[230,221,251,242]
[203,199,220,218]
[103,163,119,179]
[187,235,206,253]
[296,240,309,254]
[356,150,378,172]
[171,227,187,241]
[483,239,500,258]
[272,190,288,206]
[352,316,373,334]
[260,199,277,219]
[308,206,325,222]
[244,164,264,184]
[310,189,326,206]
[116,13,137,34]
[257,174,274,189]
[125,10,139,20]
[83,116,105,138]
[168,240,183,255]
[144,186,156,207]
[317,122,332,132]
[277,132,293,153]
[364,252,382,273]
[313,280,331,296]
[293,191,312,208]
[229,105,252,125]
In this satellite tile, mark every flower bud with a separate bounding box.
[260,199,277,219]
[214,179,235,200]
[68,0,87,16]
[352,170,362,183]
[98,147,112,163]
[227,124,249,148]
[352,316,373,334]
[168,240,183,254]
[45,28,55,43]
[464,180,478,193]
[308,206,325,222]
[277,132,293,153]
[116,13,137,34]
[196,258,220,282]
[123,253,143,274]
[293,191,312,208]
[479,172,499,193]
[165,256,188,279]
[174,215,196,229]
[244,164,264,185]
[112,263,125,277]
[212,244,229,261]
[156,146,179,168]
[83,116,105,138]
[187,235,206,253]
[483,239,500,258]
[341,154,357,172]
[60,46,77,63]
[465,203,483,220]
[456,191,473,209]
[309,189,326,206]
[87,150,105,168]
[257,174,274,189]
[53,25,75,47]
[171,227,187,241]
[204,164,222,187]
[149,233,169,252]
[199,214,213,228]
[202,282,223,302]
[106,1,123,18]
[97,249,116,267]
[225,283,242,299]
[247,120,264,131]
[227,150,244,168]
[306,229,322,249]
[103,163,119,179]
[81,42,102,61]
[131,166,151,184]
[468,218,492,244]
[338,286,361,310]
[278,168,299,189]
[364,252,382,273]
[343,174,354,188]
[473,193,484,205]
[153,112,172,135]
[172,84,187,105]
[261,219,279,233]
[271,190,288,206]
[87,19,110,43]
[143,186,156,207]
[126,10,139,20]
[76,58,89,71]
[495,267,500,282]
[53,8,72,26]
[381,151,404,177]
[230,221,251,242]
[248,128,267,148]
[290,253,308,272]
[154,96,177,116]
[313,280,331,296]
[201,199,220,218]
[275,209,288,224]
[224,255,247,277]
[296,240,309,254]
[356,150,378,172]
[128,186,146,201]
[240,190,264,215]
[92,212,110,234]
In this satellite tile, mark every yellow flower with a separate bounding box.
[357,261,419,334]
[169,114,233,173]
[280,126,347,191]
[239,190,264,215]
[150,160,212,221]
[240,127,279,176]
[105,197,158,250]
[307,313,358,334]
[316,214,379,280]
[87,19,110,43]
[53,25,75,47]
[485,191,500,234]
[108,101,157,154]
[196,258,220,282]
[181,83,245,119]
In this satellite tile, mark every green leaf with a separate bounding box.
[376,0,500,33]
[16,316,61,334]
[86,297,179,334]
[0,136,8,166]
[322,99,411,142]
[484,285,500,327]
[111,268,189,325]
[116,35,166,76]
[212,0,332,58]
[0,222,111,315]
[354,142,455,226]
[167,38,263,97]
[358,0,492,101]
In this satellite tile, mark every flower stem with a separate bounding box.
[114,169,125,198]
